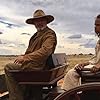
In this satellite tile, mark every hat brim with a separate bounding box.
[26,15,54,25]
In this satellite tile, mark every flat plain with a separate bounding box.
[0,54,93,71]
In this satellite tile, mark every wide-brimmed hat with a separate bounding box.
[26,9,54,25]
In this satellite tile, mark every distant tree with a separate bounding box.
[73,54,77,56]
[88,53,93,55]
[79,53,83,55]
[0,32,3,34]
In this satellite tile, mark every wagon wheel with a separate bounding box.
[54,82,100,100]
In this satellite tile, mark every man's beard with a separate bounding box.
[36,26,46,31]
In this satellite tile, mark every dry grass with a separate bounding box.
[0,56,16,70]
[0,54,93,70]
[67,54,93,70]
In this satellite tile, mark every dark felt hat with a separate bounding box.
[26,9,54,25]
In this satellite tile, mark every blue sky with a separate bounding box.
[0,0,100,55]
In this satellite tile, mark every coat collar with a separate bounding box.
[36,26,49,37]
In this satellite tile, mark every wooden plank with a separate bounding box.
[76,68,100,83]
[18,74,64,86]
[0,91,9,98]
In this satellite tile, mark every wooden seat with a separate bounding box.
[9,53,68,86]
[76,68,100,84]
[10,65,66,86]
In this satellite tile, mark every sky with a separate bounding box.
[0,0,100,55]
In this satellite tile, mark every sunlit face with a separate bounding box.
[34,18,47,31]
[95,18,100,37]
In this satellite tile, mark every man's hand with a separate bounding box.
[91,65,100,72]
[14,55,24,64]
[75,62,89,70]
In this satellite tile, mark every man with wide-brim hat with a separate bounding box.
[4,9,57,100]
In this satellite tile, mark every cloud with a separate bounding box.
[0,32,3,34]
[0,48,13,55]
[80,39,96,48]
[0,0,99,34]
[0,41,26,55]
[0,40,2,44]
[50,22,58,26]
[21,33,31,36]
[0,0,100,55]
[81,43,95,48]
[68,34,82,39]
[7,43,16,47]
[31,0,52,7]
[57,45,64,48]
[0,20,20,28]
[19,43,26,47]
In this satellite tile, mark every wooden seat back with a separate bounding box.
[76,68,100,84]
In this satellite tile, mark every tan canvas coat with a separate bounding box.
[22,26,57,70]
